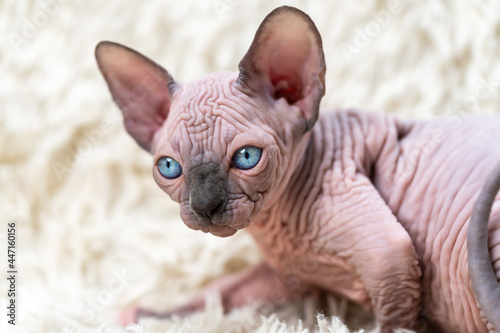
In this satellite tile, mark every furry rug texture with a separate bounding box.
[1,0,500,332]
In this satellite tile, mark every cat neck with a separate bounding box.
[247,121,321,242]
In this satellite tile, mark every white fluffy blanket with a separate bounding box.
[1,0,500,332]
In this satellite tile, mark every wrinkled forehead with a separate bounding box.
[158,72,263,164]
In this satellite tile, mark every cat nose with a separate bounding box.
[190,195,226,219]
[188,163,228,222]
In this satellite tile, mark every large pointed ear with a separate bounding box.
[95,41,176,152]
[237,6,326,132]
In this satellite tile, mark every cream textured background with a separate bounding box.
[1,0,500,332]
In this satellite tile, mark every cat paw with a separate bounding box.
[117,307,179,326]
[117,308,140,327]
[117,297,206,327]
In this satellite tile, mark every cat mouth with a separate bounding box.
[203,224,238,237]
[194,216,243,237]
[184,214,244,237]
[179,201,251,237]
[178,210,238,237]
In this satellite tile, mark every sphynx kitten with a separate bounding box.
[95,6,500,333]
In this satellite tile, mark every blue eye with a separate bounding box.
[232,146,262,170]
[157,156,182,179]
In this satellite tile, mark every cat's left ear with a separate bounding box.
[237,6,326,132]
[95,41,176,152]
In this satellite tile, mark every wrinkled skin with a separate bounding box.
[95,6,500,333]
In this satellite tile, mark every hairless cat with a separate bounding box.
[95,6,500,333]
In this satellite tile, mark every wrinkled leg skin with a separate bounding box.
[119,262,313,325]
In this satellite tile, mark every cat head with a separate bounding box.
[95,6,325,237]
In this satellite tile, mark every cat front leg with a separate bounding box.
[317,173,422,333]
[119,262,313,325]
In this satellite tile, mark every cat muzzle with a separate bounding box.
[188,163,228,224]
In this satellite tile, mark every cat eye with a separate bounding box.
[232,146,262,170]
[157,156,182,179]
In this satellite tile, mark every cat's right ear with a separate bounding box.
[95,41,176,152]
[237,6,326,133]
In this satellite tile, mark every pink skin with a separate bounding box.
[96,6,500,333]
